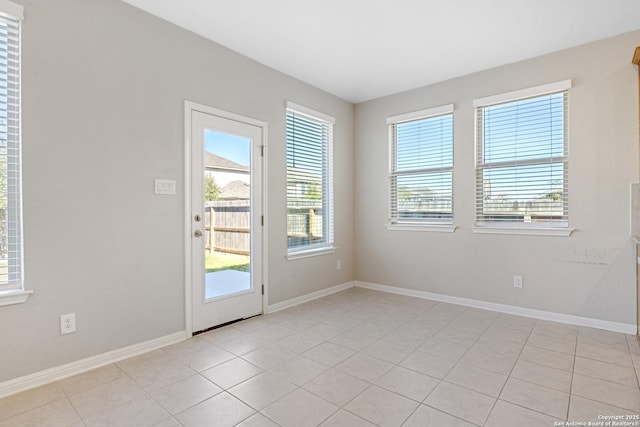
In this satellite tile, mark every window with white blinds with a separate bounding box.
[0,1,22,296]
[286,102,334,255]
[388,105,453,225]
[474,81,570,229]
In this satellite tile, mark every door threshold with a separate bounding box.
[192,313,263,336]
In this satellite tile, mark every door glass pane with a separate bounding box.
[203,130,251,300]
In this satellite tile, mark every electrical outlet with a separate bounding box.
[60,313,76,335]
[513,276,523,289]
[337,260,342,270]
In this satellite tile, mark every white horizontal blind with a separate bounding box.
[476,90,568,226]
[286,106,334,252]
[0,5,21,292]
[389,111,453,223]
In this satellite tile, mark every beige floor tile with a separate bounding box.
[417,337,469,361]
[0,398,81,427]
[69,376,146,419]
[485,399,562,427]
[151,417,182,427]
[491,314,536,333]
[216,334,269,356]
[375,366,440,402]
[302,342,355,367]
[578,327,629,350]
[117,353,196,392]
[304,369,369,406]
[533,321,578,341]
[518,345,575,372]
[330,329,379,352]
[59,364,126,397]
[459,345,518,375]
[268,355,329,386]
[175,392,254,427]
[572,373,640,413]
[241,345,297,370]
[433,326,484,347]
[481,325,530,345]
[228,372,296,410]
[500,377,569,419]
[173,345,236,373]
[276,332,325,354]
[444,363,508,397]
[236,412,279,427]
[402,404,475,427]
[574,356,639,388]
[336,353,393,383]
[262,388,338,427]
[148,374,222,415]
[576,342,634,368]
[400,350,456,379]
[319,409,376,427]
[201,357,262,390]
[345,385,419,427]
[424,381,495,425]
[510,359,572,392]
[302,323,344,341]
[199,325,245,345]
[0,382,67,421]
[83,396,168,427]
[568,395,639,423]
[526,332,576,355]
[360,339,415,364]
[232,316,272,333]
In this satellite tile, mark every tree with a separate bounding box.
[205,175,221,201]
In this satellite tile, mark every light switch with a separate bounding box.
[154,179,176,195]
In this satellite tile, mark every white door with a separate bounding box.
[189,108,263,332]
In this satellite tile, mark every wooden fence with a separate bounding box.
[205,200,250,256]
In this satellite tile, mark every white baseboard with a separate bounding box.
[356,281,636,335]
[267,281,356,313]
[0,331,188,399]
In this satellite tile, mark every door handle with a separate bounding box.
[194,230,203,237]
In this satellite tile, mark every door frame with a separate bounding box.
[184,101,269,335]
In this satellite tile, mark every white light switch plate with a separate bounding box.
[154,179,176,195]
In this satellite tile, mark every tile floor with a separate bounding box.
[1,287,640,426]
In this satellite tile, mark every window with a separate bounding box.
[286,102,334,257]
[0,0,26,305]
[474,80,571,235]
[387,104,454,231]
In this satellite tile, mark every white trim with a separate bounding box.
[0,331,186,399]
[184,101,268,335]
[386,224,456,233]
[0,0,23,21]
[472,226,574,237]
[473,79,572,107]
[266,281,355,313]
[386,104,454,124]
[285,101,336,124]
[0,289,32,306]
[286,246,336,261]
[355,281,635,335]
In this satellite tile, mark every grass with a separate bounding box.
[205,252,250,273]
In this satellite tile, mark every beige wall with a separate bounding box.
[0,0,355,382]
[355,31,639,326]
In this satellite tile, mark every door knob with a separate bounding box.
[194,229,203,237]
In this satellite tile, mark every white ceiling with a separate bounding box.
[121,0,640,103]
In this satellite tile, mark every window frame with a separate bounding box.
[0,0,29,306]
[472,80,574,237]
[285,102,335,259]
[387,104,456,233]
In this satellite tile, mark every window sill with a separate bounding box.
[387,223,456,233]
[287,246,335,260]
[0,289,33,307]
[472,226,574,237]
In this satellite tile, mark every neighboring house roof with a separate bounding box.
[205,151,248,172]
[220,180,250,200]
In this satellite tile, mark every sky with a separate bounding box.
[204,129,250,167]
